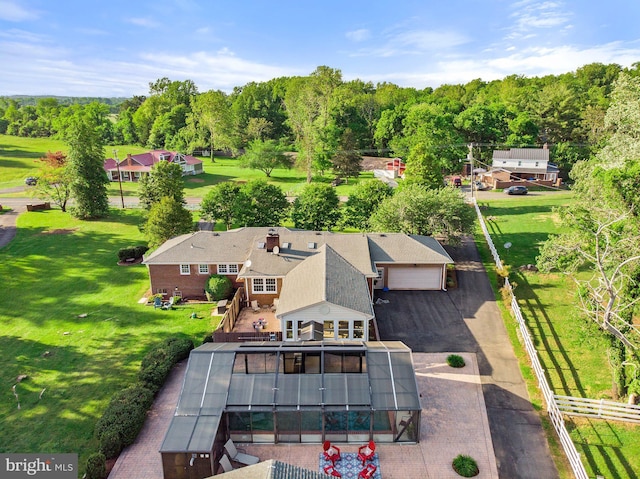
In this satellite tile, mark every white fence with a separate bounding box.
[473,199,589,479]
[555,395,640,424]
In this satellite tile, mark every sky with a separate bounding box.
[1,0,640,97]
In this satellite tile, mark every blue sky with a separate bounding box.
[1,0,640,96]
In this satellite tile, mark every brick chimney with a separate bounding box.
[266,230,280,252]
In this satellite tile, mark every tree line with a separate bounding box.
[3,62,640,180]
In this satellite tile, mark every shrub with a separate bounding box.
[117,245,149,262]
[452,454,479,477]
[85,453,106,479]
[94,385,154,456]
[99,430,122,459]
[447,354,466,368]
[204,274,233,301]
[138,337,194,393]
[202,334,213,344]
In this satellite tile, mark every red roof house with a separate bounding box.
[103,150,204,182]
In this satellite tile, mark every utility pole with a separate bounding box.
[113,149,125,209]
[468,142,474,200]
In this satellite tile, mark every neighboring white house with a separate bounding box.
[491,146,559,182]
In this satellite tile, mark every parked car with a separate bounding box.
[452,176,462,187]
[504,185,528,195]
[473,181,487,191]
[25,176,37,186]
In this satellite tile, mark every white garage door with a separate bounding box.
[387,266,442,290]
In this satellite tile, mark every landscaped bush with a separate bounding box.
[204,274,233,301]
[447,354,466,368]
[85,452,106,479]
[138,337,194,393]
[117,245,149,262]
[94,385,154,457]
[452,454,479,477]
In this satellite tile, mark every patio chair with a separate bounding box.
[358,440,376,465]
[153,297,162,309]
[219,454,236,473]
[224,439,259,466]
[251,300,260,313]
[161,297,174,310]
[358,463,377,479]
[323,441,341,464]
[323,464,342,477]
[271,298,279,312]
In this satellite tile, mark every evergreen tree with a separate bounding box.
[65,112,110,219]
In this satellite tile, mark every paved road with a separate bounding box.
[375,236,559,479]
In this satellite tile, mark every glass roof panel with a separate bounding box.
[227,375,253,405]
[275,375,300,405]
[188,415,221,451]
[390,352,420,409]
[176,354,212,415]
[251,374,277,405]
[160,416,198,452]
[299,374,322,405]
[324,374,347,404]
[201,353,234,414]
[346,374,370,405]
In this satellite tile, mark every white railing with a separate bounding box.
[473,199,589,479]
[555,395,640,424]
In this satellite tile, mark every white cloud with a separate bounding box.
[0,0,40,21]
[125,17,161,28]
[346,29,371,42]
[349,29,469,58]
[507,0,572,40]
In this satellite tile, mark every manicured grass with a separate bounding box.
[474,192,640,479]
[0,208,219,475]
[1,135,375,198]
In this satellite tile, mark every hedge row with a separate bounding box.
[139,337,194,394]
[91,336,194,473]
[117,245,149,262]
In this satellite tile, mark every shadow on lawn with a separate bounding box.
[513,271,586,397]
[567,418,639,479]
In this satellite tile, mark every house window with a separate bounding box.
[198,264,209,274]
[180,264,190,275]
[324,320,335,339]
[353,320,364,339]
[252,278,277,294]
[217,264,238,274]
[338,320,350,339]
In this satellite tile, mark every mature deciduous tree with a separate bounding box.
[190,90,236,162]
[34,151,72,212]
[239,139,293,177]
[138,160,185,210]
[145,196,194,249]
[236,180,289,227]
[369,184,474,243]
[291,183,340,231]
[200,182,243,230]
[341,179,393,231]
[331,128,362,181]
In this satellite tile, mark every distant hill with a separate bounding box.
[1,95,130,107]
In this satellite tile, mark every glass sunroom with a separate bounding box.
[160,341,421,479]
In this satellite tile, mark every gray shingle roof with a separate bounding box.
[492,148,549,161]
[367,233,453,264]
[276,244,374,317]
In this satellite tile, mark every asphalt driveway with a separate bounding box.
[374,236,559,479]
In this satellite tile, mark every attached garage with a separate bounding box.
[387,265,443,290]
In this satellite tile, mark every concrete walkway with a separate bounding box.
[0,202,24,249]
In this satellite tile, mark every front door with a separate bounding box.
[374,267,385,290]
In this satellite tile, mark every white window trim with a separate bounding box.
[217,263,239,274]
[198,264,209,274]
[252,277,278,294]
[180,264,190,275]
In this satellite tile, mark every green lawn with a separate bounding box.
[0,134,374,198]
[0,208,219,475]
[475,192,640,479]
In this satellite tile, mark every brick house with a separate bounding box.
[143,227,453,341]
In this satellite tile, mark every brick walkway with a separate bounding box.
[107,361,187,479]
[108,353,498,479]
